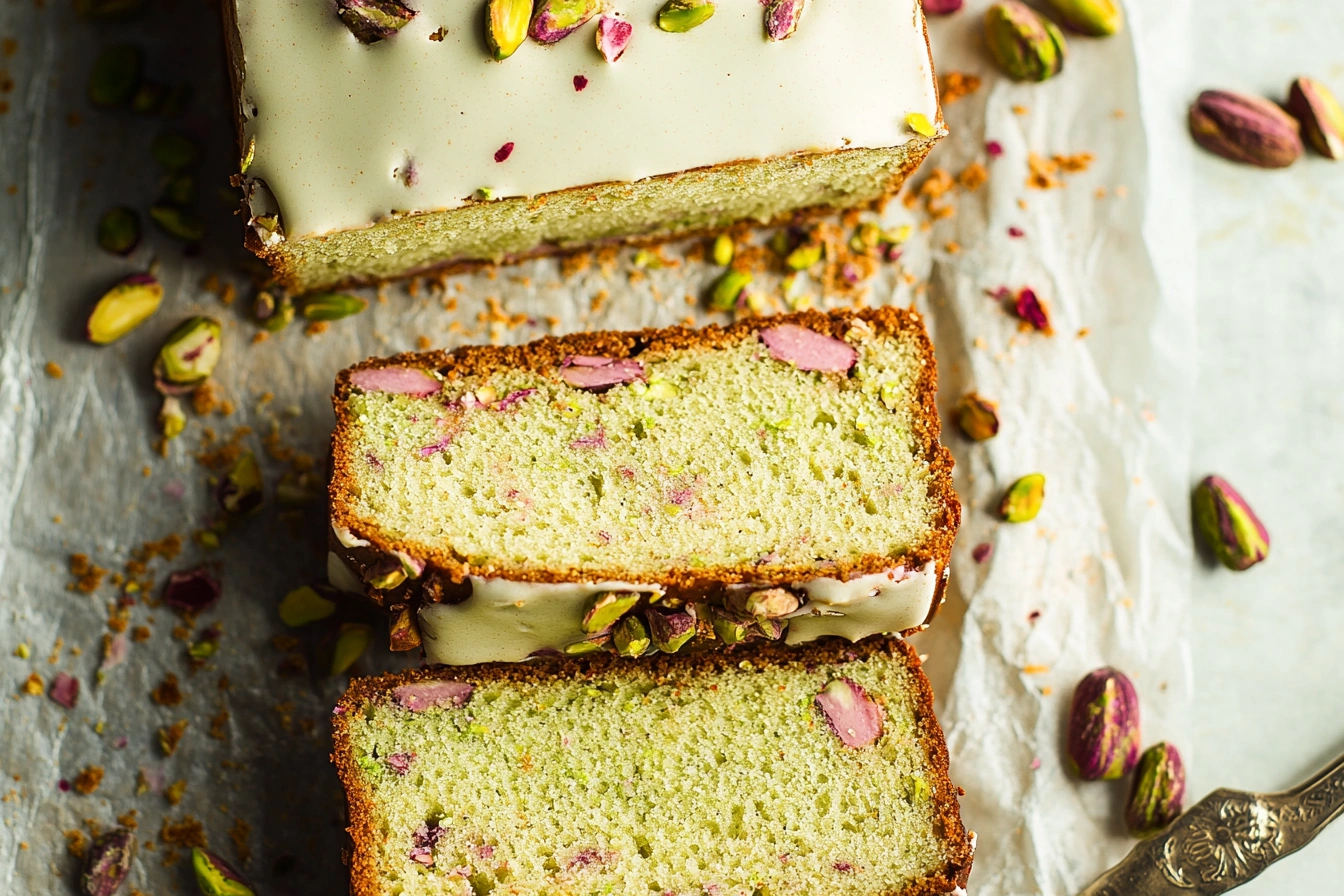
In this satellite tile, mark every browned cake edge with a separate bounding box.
[332,635,974,896]
[327,307,960,632]
[220,6,945,294]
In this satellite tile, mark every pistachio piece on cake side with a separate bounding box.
[815,679,884,749]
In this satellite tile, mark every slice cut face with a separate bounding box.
[329,308,959,663]
[333,637,974,896]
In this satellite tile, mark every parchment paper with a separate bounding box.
[0,1,1193,894]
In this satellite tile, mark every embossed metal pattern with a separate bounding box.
[1078,753,1344,896]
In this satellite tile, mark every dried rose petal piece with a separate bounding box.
[1012,288,1053,334]
[349,366,441,397]
[394,680,474,711]
[596,14,633,62]
[163,567,222,614]
[560,356,645,390]
[49,672,80,709]
[759,324,858,373]
[815,678,884,748]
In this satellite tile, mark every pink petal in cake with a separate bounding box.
[349,366,442,397]
[815,678,884,748]
[560,356,645,390]
[393,680,475,712]
[49,672,80,709]
[759,324,858,373]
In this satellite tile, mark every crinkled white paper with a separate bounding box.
[0,1,1192,894]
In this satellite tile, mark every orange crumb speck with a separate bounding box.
[44,362,63,379]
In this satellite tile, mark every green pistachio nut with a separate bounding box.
[581,591,641,633]
[755,616,787,640]
[216,451,264,515]
[331,623,372,676]
[389,606,422,651]
[1043,0,1122,36]
[262,295,295,332]
[648,608,696,653]
[984,2,1066,83]
[97,206,141,256]
[487,0,532,60]
[337,0,417,44]
[732,587,799,620]
[712,233,735,266]
[1192,475,1270,571]
[365,558,407,591]
[710,269,752,312]
[658,0,716,33]
[278,586,337,628]
[301,292,368,321]
[1287,76,1344,160]
[530,0,603,44]
[191,847,256,896]
[239,136,256,174]
[999,473,1045,522]
[612,615,651,657]
[86,273,162,345]
[1125,742,1185,838]
[956,392,1000,441]
[711,607,752,645]
[159,396,186,441]
[564,634,610,655]
[785,242,823,271]
[88,45,142,108]
[155,316,222,386]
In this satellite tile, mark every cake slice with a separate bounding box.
[221,0,943,291]
[328,308,958,664]
[333,636,974,896]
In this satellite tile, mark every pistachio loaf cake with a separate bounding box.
[328,308,959,664]
[333,637,974,896]
[222,0,944,292]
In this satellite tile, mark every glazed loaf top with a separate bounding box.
[225,0,940,240]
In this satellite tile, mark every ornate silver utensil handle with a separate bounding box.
[1080,750,1344,895]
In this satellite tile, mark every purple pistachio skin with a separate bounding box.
[1065,667,1141,781]
[1193,475,1270,571]
[763,0,805,41]
[337,0,417,44]
[82,829,134,896]
[529,0,602,44]
[922,0,965,13]
[1126,742,1186,838]
[1287,77,1344,159]
[1188,90,1304,169]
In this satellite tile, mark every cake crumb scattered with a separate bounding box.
[44,361,63,379]
[72,766,104,795]
[159,720,189,756]
[151,673,184,707]
[165,779,187,806]
[938,72,982,105]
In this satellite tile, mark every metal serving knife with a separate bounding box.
[1078,751,1344,895]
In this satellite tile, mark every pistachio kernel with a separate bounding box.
[763,0,806,41]
[262,295,296,332]
[581,591,641,633]
[999,473,1045,522]
[158,396,186,441]
[154,316,222,386]
[97,206,141,256]
[331,624,373,676]
[657,0,716,33]
[955,392,1000,441]
[86,272,163,345]
[486,0,531,60]
[191,847,256,896]
[984,2,1067,83]
[1287,76,1344,161]
[648,608,696,653]
[82,828,135,896]
[301,292,368,321]
[389,606,422,651]
[712,233,734,266]
[1043,0,1123,36]
[709,269,752,312]
[337,0,417,44]
[240,136,256,174]
[612,615,651,657]
[906,112,938,137]
[596,13,634,62]
[785,242,822,271]
[217,450,264,515]
[530,0,603,44]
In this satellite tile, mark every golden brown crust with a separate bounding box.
[332,635,972,896]
[328,307,959,617]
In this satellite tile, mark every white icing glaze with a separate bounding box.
[417,563,939,664]
[233,0,939,239]
[420,577,662,665]
[784,562,936,645]
[327,550,365,594]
